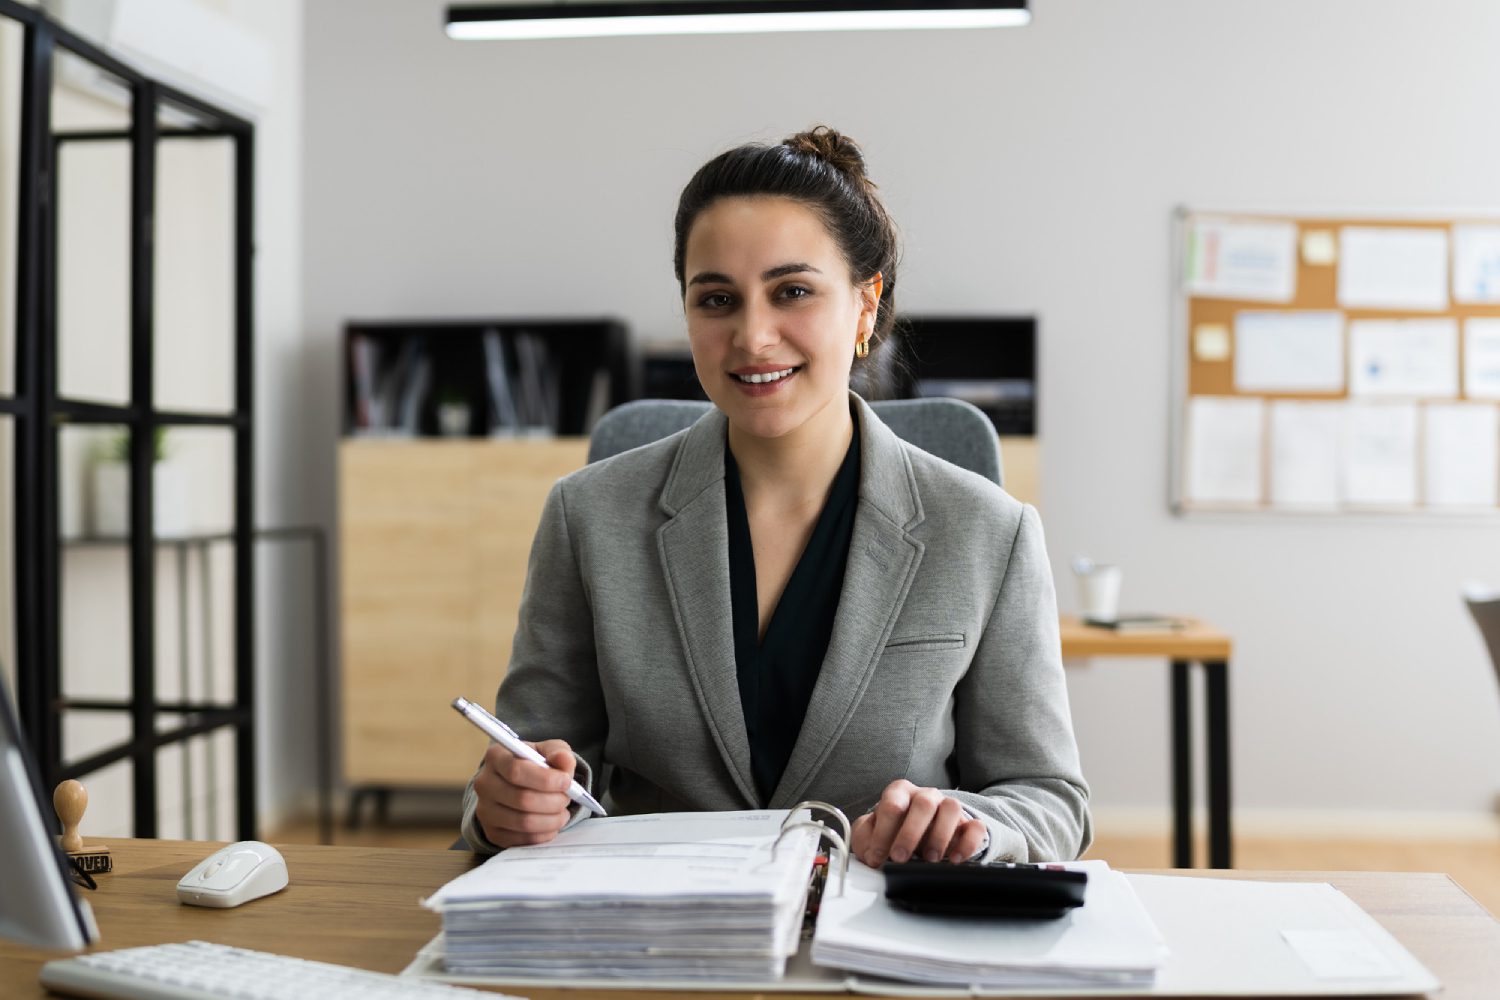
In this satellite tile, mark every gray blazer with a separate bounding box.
[461,394,1092,862]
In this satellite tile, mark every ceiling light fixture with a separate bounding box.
[445,2,1030,41]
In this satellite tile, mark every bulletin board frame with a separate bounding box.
[1170,206,1500,517]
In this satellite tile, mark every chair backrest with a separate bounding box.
[588,397,1003,487]
[1464,585,1500,690]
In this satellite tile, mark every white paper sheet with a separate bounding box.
[1348,318,1459,397]
[1337,226,1449,310]
[1452,223,1500,303]
[1233,311,1344,392]
[1282,929,1400,980]
[1269,401,1342,509]
[1185,217,1297,302]
[1126,875,1439,996]
[1184,396,1264,505]
[1423,402,1500,507]
[811,861,1165,988]
[1465,318,1500,399]
[1341,402,1418,506]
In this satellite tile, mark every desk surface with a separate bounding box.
[1058,614,1233,660]
[5,838,1497,999]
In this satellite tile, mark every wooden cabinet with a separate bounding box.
[338,437,589,792]
[338,432,1035,803]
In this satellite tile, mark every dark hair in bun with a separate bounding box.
[673,126,900,352]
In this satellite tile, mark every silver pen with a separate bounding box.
[452,697,607,816]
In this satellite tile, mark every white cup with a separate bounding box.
[1076,564,1122,623]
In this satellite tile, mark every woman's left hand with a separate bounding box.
[851,779,988,867]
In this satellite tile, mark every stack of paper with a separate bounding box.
[810,860,1167,989]
[424,811,820,982]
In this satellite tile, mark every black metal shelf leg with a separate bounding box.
[1206,659,1232,868]
[1170,659,1193,868]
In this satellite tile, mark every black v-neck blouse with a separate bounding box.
[724,414,862,802]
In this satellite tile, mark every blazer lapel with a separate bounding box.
[656,410,759,806]
[770,396,926,809]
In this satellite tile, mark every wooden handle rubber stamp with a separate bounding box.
[53,779,113,875]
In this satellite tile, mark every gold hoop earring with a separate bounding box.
[855,338,869,359]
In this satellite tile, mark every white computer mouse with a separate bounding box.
[177,840,289,908]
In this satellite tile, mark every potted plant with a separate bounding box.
[435,388,472,438]
[90,428,191,538]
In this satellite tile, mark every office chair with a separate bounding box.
[587,396,1004,486]
[1464,583,1500,694]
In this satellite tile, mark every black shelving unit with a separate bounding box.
[1,0,257,839]
[893,316,1038,436]
[343,318,632,437]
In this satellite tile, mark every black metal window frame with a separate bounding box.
[2,0,256,839]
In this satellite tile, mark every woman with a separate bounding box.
[461,128,1090,867]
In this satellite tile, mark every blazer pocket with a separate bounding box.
[884,632,967,653]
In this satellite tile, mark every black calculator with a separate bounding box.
[882,861,1088,919]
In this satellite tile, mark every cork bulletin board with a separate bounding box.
[1171,209,1500,514]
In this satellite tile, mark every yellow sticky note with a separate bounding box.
[1193,324,1231,362]
[1301,229,1337,265]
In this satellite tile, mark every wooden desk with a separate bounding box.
[3,839,1496,999]
[1059,614,1233,869]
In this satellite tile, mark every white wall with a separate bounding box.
[302,0,1500,830]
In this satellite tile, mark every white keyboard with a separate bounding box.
[39,940,518,1000]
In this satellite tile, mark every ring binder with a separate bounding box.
[776,801,852,897]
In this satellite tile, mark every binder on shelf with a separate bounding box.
[511,331,557,434]
[348,334,381,431]
[480,328,519,433]
[397,349,432,434]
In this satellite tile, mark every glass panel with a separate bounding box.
[59,424,130,700]
[157,728,235,841]
[61,709,129,766]
[154,540,235,709]
[209,725,235,840]
[53,48,132,406]
[0,417,13,690]
[0,18,23,398]
[156,733,188,839]
[155,97,233,413]
[153,428,235,707]
[157,426,235,537]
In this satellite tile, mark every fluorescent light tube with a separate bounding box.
[446,3,1030,41]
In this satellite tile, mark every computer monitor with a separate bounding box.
[0,667,97,949]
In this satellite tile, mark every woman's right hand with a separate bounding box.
[472,739,578,849]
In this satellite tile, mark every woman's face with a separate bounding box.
[683,196,879,444]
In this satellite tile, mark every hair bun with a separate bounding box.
[784,126,874,188]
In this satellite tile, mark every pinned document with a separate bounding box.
[1233,311,1344,393]
[1301,229,1338,266]
[1348,319,1459,398]
[1193,323,1231,362]
[1452,224,1500,303]
[1465,318,1500,399]
[1184,217,1297,302]
[1269,401,1342,509]
[1341,402,1418,507]
[1184,397,1264,505]
[1423,403,1499,507]
[1337,227,1449,311]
